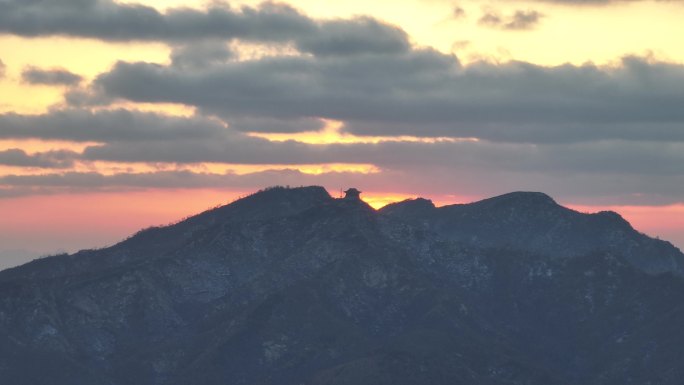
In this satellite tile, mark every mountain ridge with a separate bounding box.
[1,186,683,385]
[381,190,681,276]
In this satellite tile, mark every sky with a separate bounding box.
[0,0,683,269]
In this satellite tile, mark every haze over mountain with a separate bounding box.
[1,186,683,384]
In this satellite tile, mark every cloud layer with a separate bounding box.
[22,67,82,86]
[1,106,683,205]
[87,51,684,144]
[0,0,683,210]
[0,149,76,168]
[0,0,410,59]
[0,109,227,142]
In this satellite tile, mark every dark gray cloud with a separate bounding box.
[79,137,684,178]
[0,149,77,168]
[81,135,329,165]
[91,52,684,143]
[22,67,83,86]
[1,162,682,206]
[2,105,681,187]
[479,9,543,30]
[63,88,114,108]
[296,17,409,57]
[170,41,234,69]
[0,0,410,57]
[0,109,227,142]
[0,0,311,42]
[0,169,306,189]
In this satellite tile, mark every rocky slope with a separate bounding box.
[0,186,683,385]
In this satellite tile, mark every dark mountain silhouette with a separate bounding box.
[381,192,683,275]
[1,186,683,385]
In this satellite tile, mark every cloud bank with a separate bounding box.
[0,0,410,58]
[22,67,83,86]
[86,52,684,144]
[0,149,77,168]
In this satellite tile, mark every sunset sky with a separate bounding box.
[1,0,683,268]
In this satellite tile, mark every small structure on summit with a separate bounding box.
[344,188,362,200]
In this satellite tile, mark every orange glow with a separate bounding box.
[0,189,682,264]
[231,41,302,61]
[361,192,474,210]
[0,188,469,255]
[249,119,478,144]
[0,165,64,175]
[569,204,684,244]
[0,78,65,114]
[79,161,381,176]
[192,163,380,176]
[0,189,248,254]
[361,192,419,209]
[94,102,197,117]
[0,160,381,177]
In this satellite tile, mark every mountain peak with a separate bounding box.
[380,197,436,219]
[243,185,331,202]
[216,185,332,217]
[592,210,633,230]
[480,191,558,207]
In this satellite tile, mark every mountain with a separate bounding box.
[381,192,683,275]
[1,186,683,385]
